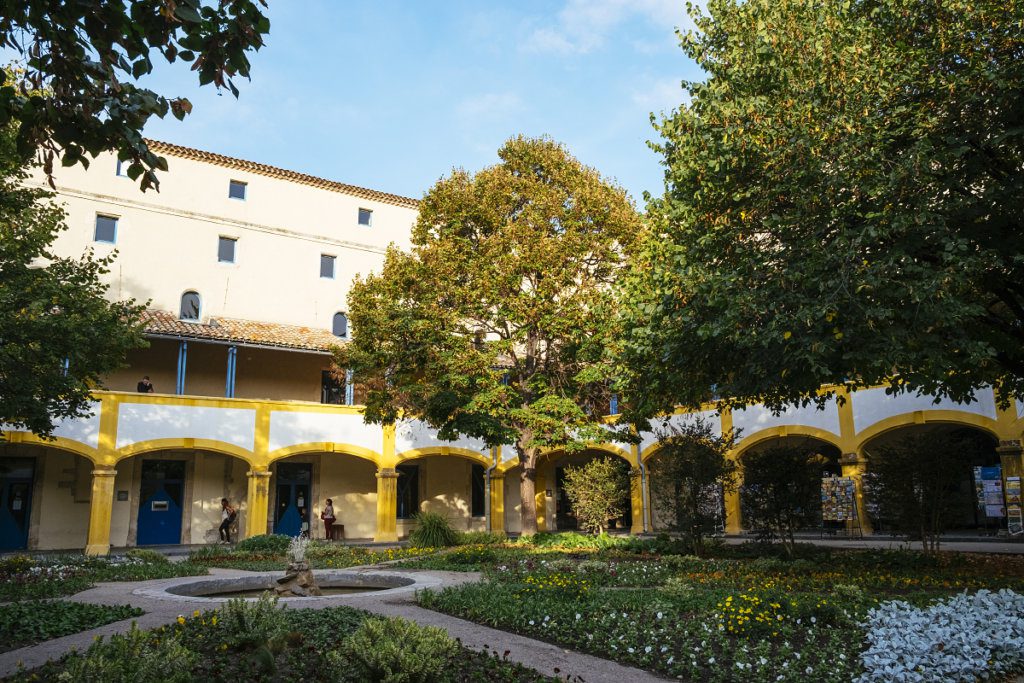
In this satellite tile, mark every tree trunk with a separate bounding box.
[518,441,539,536]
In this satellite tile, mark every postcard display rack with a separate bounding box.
[821,476,863,538]
[976,466,1023,537]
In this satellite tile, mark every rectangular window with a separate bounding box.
[358,208,373,226]
[320,370,344,405]
[115,159,128,177]
[94,215,118,243]
[228,180,247,200]
[471,464,486,517]
[320,254,336,279]
[217,236,236,263]
[396,465,420,519]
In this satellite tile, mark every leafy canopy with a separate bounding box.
[0,0,270,190]
[561,456,630,535]
[340,136,644,454]
[0,128,146,436]
[618,0,1024,417]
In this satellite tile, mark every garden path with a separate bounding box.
[0,566,666,683]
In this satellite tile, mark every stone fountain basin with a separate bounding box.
[134,570,437,603]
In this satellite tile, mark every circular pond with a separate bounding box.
[135,570,438,603]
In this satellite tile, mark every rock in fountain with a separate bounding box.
[274,536,322,597]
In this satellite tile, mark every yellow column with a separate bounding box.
[841,454,873,535]
[84,468,117,556]
[489,473,506,533]
[630,467,645,534]
[720,406,743,534]
[375,468,400,542]
[244,468,271,538]
[535,470,547,532]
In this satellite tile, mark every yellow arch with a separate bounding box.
[0,431,100,464]
[855,410,1001,453]
[114,438,256,466]
[729,426,844,459]
[540,444,635,466]
[268,442,381,467]
[396,447,492,468]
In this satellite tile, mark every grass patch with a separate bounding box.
[0,601,143,651]
[187,541,439,572]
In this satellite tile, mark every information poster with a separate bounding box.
[973,466,1005,518]
[1007,477,1023,536]
[821,477,857,521]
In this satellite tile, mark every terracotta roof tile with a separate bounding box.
[142,310,343,353]
[145,139,420,210]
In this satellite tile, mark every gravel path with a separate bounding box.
[0,567,665,682]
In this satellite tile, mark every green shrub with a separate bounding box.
[456,530,506,545]
[331,616,459,683]
[0,601,143,649]
[234,534,292,553]
[55,623,196,683]
[408,511,459,548]
[218,593,289,650]
[124,548,168,564]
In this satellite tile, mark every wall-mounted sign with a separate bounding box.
[117,490,129,501]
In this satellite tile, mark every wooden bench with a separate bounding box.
[329,524,345,541]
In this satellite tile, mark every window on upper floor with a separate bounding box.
[115,159,129,177]
[358,208,372,226]
[180,291,201,321]
[94,215,118,243]
[218,236,237,263]
[228,180,247,200]
[320,254,336,279]
[332,312,348,338]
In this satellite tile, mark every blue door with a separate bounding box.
[274,463,312,537]
[137,460,185,545]
[0,459,35,551]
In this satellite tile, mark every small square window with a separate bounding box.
[228,180,247,200]
[94,215,118,243]
[320,254,336,279]
[358,208,373,226]
[218,236,236,263]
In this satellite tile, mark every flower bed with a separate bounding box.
[10,599,555,682]
[417,547,1024,682]
[0,600,143,651]
[0,554,208,602]
[187,541,438,572]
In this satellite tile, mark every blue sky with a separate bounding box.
[141,1,704,204]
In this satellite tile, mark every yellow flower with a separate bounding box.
[177,616,186,625]
[193,609,201,617]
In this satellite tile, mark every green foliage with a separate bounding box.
[0,123,147,436]
[339,136,644,535]
[217,593,289,651]
[54,623,196,683]
[0,1,269,190]
[561,457,630,534]
[123,548,168,564]
[648,417,737,554]
[234,533,292,553]
[617,0,1024,418]
[332,616,460,683]
[456,530,507,545]
[866,429,990,552]
[740,444,832,555]
[408,511,459,548]
[0,600,142,650]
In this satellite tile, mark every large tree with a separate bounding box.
[0,0,269,190]
[617,0,1024,417]
[338,136,644,535]
[0,131,147,436]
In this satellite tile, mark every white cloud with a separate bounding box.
[455,92,523,120]
[523,0,701,55]
[631,77,689,116]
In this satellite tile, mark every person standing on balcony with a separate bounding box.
[136,376,154,393]
[321,498,336,540]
